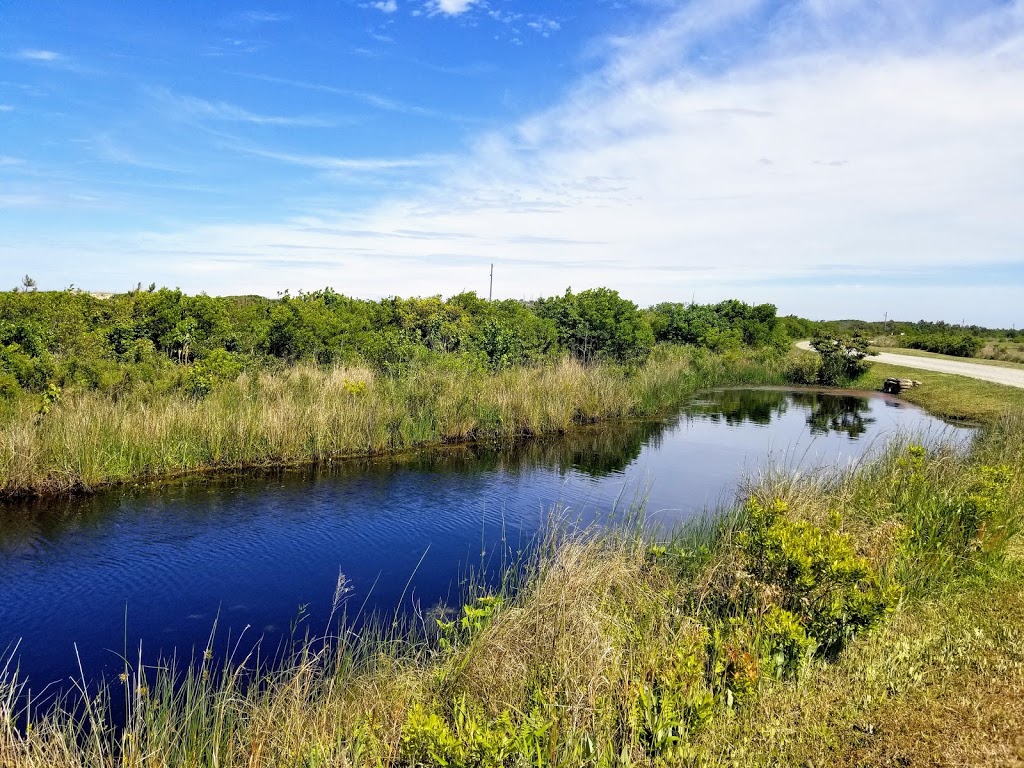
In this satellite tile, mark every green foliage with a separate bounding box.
[810,332,872,386]
[649,300,784,352]
[890,444,1019,593]
[632,623,715,759]
[436,595,504,651]
[905,332,983,357]
[0,285,793,398]
[759,606,812,679]
[535,287,654,365]
[36,382,62,417]
[183,349,243,399]
[738,498,891,656]
[0,372,19,400]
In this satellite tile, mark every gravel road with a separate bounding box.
[794,342,1024,390]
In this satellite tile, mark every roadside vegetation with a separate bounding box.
[818,317,1022,362]
[0,285,795,497]
[870,344,1024,371]
[1,362,1021,766]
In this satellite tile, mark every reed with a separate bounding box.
[0,347,789,497]
[2,407,1020,767]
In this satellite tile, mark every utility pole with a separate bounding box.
[489,263,493,301]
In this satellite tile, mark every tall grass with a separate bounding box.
[0,347,789,497]
[2,412,1020,767]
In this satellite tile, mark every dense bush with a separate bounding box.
[739,498,891,656]
[809,332,871,386]
[648,300,785,351]
[0,285,794,399]
[905,332,982,358]
[534,287,654,365]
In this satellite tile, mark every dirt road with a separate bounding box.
[795,342,1024,390]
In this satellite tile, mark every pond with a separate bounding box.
[0,389,970,694]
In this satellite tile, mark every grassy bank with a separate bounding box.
[856,361,1024,423]
[0,346,788,498]
[2,385,1021,765]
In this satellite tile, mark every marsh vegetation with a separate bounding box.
[1,408,1019,767]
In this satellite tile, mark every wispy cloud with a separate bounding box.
[13,49,63,62]
[150,88,339,127]
[84,134,195,173]
[527,18,561,37]
[0,105,13,112]
[235,11,290,24]
[7,1,1024,324]
[238,145,448,172]
[99,0,1023,322]
[370,0,398,13]
[231,72,476,121]
[0,156,24,166]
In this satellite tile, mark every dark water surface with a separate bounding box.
[0,389,969,692]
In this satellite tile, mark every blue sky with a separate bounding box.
[2,0,1023,325]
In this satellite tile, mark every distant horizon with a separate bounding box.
[3,1,1022,326]
[6,279,1015,330]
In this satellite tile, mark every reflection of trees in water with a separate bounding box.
[790,392,874,439]
[0,418,673,549]
[690,389,790,426]
[515,418,671,478]
[693,389,875,440]
[2,391,884,549]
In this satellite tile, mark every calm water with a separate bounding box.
[0,389,969,693]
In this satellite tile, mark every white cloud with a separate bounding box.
[237,146,448,172]
[236,11,290,23]
[372,0,398,12]
[430,0,479,16]
[0,104,13,112]
[527,18,561,36]
[8,0,1024,324]
[14,49,63,62]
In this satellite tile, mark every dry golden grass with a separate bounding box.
[3,354,1022,767]
[0,348,788,497]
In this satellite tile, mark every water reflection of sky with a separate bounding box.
[0,389,972,693]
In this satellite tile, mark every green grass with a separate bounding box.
[2,400,1021,767]
[0,346,790,498]
[855,362,1024,423]
[690,543,1024,766]
[872,344,1024,370]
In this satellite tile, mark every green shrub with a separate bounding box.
[739,498,891,656]
[892,445,1019,591]
[905,333,982,357]
[810,332,871,386]
[0,372,19,400]
[786,352,820,385]
[535,287,654,365]
[183,349,243,398]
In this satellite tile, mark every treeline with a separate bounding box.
[0,285,796,399]
[816,318,1022,359]
[818,318,1018,339]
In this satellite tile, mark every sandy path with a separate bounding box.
[795,342,1024,390]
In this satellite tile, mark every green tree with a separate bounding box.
[810,332,872,386]
[535,288,654,364]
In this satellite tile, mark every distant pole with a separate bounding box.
[489,263,493,301]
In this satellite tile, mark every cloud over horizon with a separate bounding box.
[2,0,1023,325]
